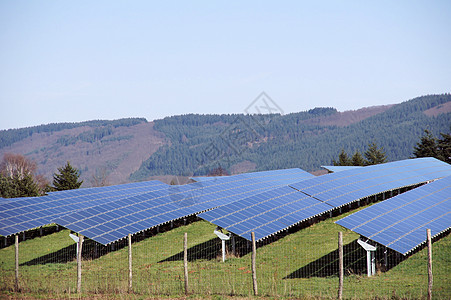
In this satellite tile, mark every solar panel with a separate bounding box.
[335,175,451,254]
[53,169,314,245]
[192,168,314,182]
[321,166,362,173]
[291,158,451,208]
[191,176,219,182]
[0,180,168,237]
[198,185,333,241]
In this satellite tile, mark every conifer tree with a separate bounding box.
[437,132,451,164]
[413,129,451,164]
[0,173,40,198]
[351,151,365,166]
[52,161,83,191]
[333,149,351,166]
[364,142,387,165]
[413,130,438,158]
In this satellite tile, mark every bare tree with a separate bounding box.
[35,174,51,195]
[0,153,37,180]
[0,153,49,197]
[90,167,110,187]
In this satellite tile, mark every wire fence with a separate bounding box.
[0,221,450,299]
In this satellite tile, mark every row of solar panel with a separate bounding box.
[0,180,170,237]
[335,175,451,254]
[53,168,315,245]
[0,168,314,244]
[199,158,451,249]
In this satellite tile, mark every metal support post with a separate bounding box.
[15,235,19,292]
[357,239,377,277]
[214,228,230,262]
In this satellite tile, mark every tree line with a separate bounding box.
[332,129,450,166]
[0,117,147,149]
[0,153,83,198]
[333,142,387,166]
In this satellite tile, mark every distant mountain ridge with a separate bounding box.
[0,94,450,186]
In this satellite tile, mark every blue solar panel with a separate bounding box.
[291,158,451,208]
[53,169,314,245]
[191,176,219,182]
[321,166,362,173]
[336,175,451,254]
[192,168,314,182]
[0,180,168,237]
[198,185,333,241]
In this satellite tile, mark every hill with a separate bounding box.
[0,118,167,186]
[131,94,451,179]
[1,94,450,185]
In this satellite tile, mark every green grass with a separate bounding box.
[0,214,450,299]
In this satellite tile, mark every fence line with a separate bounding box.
[427,229,433,300]
[251,232,258,296]
[1,224,448,299]
[338,231,343,300]
[183,232,189,295]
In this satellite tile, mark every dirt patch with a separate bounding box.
[424,101,451,117]
[229,161,257,174]
[302,104,394,127]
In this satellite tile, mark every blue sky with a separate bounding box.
[1,1,450,130]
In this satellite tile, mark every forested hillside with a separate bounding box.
[0,118,166,186]
[1,94,450,185]
[130,94,451,180]
[0,118,147,149]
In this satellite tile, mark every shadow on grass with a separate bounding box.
[20,216,203,266]
[1,225,61,249]
[285,239,366,278]
[284,239,406,278]
[20,238,111,266]
[159,236,252,262]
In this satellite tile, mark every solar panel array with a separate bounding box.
[199,158,451,242]
[0,180,168,237]
[335,175,451,254]
[53,168,314,245]
[3,158,450,249]
[291,157,451,208]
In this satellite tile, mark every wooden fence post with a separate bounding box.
[427,229,432,300]
[338,232,343,300]
[251,232,258,296]
[184,232,189,294]
[15,234,19,292]
[128,233,133,292]
[77,235,84,294]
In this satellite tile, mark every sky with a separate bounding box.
[1,1,450,130]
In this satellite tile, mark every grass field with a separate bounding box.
[0,211,450,299]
